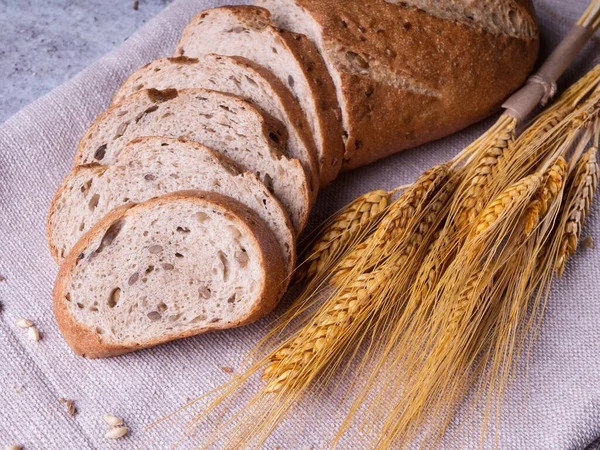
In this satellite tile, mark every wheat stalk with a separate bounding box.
[556,146,599,276]
[294,190,393,283]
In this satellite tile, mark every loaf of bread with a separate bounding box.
[53,191,285,358]
[175,6,345,187]
[113,54,320,196]
[256,0,539,170]
[47,137,296,278]
[49,0,540,356]
[74,88,311,233]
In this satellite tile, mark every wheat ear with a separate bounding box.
[294,190,393,283]
[330,164,451,284]
[455,116,518,229]
[262,167,454,393]
[524,157,570,234]
[556,146,599,276]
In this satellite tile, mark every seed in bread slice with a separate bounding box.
[175,5,344,187]
[48,137,296,280]
[74,88,311,233]
[113,54,319,198]
[53,191,285,359]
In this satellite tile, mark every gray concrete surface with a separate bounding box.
[0,0,174,124]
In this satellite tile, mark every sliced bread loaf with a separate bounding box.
[175,6,344,187]
[255,0,538,170]
[53,191,285,358]
[48,137,296,279]
[74,88,311,233]
[113,54,319,197]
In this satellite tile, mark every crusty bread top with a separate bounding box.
[47,137,296,279]
[175,6,345,187]
[74,88,312,233]
[384,0,537,39]
[258,0,538,170]
[112,54,320,198]
[53,191,285,358]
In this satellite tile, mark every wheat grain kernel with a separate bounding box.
[28,326,41,341]
[15,318,33,328]
[106,426,129,439]
[103,414,124,427]
[5,445,22,450]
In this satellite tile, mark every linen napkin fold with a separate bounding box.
[0,0,599,448]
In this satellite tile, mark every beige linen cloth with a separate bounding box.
[0,0,599,448]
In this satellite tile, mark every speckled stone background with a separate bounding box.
[0,0,174,124]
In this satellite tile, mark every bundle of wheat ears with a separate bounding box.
[154,3,600,448]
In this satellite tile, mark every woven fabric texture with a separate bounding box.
[0,0,598,448]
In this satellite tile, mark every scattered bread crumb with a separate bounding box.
[133,0,139,10]
[59,397,77,416]
[0,274,5,281]
[15,384,24,394]
[222,367,234,374]
[583,235,594,249]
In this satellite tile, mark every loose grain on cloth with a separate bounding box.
[0,0,599,448]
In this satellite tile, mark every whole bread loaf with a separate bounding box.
[256,0,539,170]
[47,137,296,279]
[53,191,285,358]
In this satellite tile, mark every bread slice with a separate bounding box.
[113,54,319,197]
[175,6,344,187]
[74,88,311,233]
[48,137,296,279]
[53,191,285,359]
[255,0,538,170]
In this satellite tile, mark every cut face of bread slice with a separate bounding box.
[113,54,319,197]
[48,137,296,279]
[74,88,310,233]
[175,6,344,187]
[53,191,285,359]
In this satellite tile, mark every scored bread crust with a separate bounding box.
[46,137,297,281]
[175,5,344,187]
[112,54,320,199]
[257,0,539,171]
[53,191,286,359]
[73,88,312,233]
